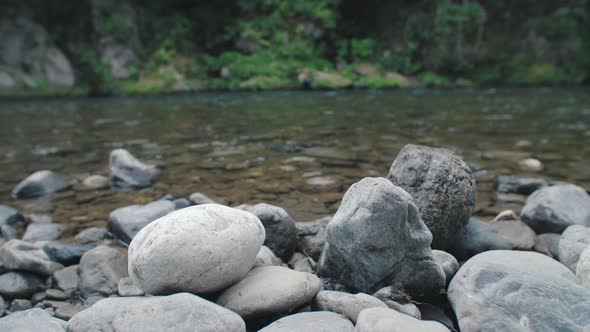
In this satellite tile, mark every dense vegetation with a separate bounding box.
[1,0,589,96]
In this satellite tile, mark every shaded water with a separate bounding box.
[0,88,589,236]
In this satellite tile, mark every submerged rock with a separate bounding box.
[521,184,590,233]
[67,293,245,332]
[495,176,547,195]
[0,239,63,276]
[355,307,449,332]
[311,290,387,323]
[11,170,72,199]
[109,149,158,189]
[23,223,64,242]
[216,266,321,320]
[108,200,175,243]
[448,250,590,332]
[0,308,66,332]
[558,225,590,271]
[129,204,265,295]
[317,177,445,299]
[259,312,353,332]
[79,245,128,298]
[74,227,106,244]
[188,192,217,205]
[387,144,476,250]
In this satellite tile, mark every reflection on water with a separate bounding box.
[0,88,588,235]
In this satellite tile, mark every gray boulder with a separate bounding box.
[448,250,590,332]
[23,223,64,242]
[558,225,590,271]
[53,265,79,291]
[577,246,590,288]
[0,239,63,276]
[521,184,590,233]
[387,144,476,250]
[533,233,561,258]
[259,312,354,332]
[449,218,512,261]
[236,203,297,261]
[355,307,449,332]
[495,176,547,195]
[317,177,445,299]
[109,149,158,189]
[0,272,45,299]
[312,291,387,323]
[67,293,245,332]
[107,200,175,243]
[216,266,321,320]
[11,170,72,199]
[487,218,537,250]
[42,242,96,265]
[254,246,283,268]
[0,308,66,332]
[79,246,128,298]
[0,205,24,225]
[432,250,460,285]
[129,204,265,295]
[295,216,330,261]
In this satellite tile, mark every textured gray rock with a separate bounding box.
[387,144,476,250]
[67,293,245,332]
[449,218,512,261]
[74,227,106,244]
[23,223,64,242]
[0,308,66,332]
[448,250,590,332]
[254,246,283,267]
[43,242,96,265]
[109,149,158,189]
[216,266,321,319]
[53,265,79,291]
[0,272,45,299]
[312,291,387,323]
[0,205,24,225]
[45,289,66,301]
[129,204,265,295]
[521,184,590,233]
[295,216,330,261]
[117,277,144,297]
[288,252,316,274]
[11,170,72,199]
[355,307,450,332]
[236,203,297,261]
[432,250,460,285]
[107,200,175,243]
[11,299,32,311]
[317,177,445,298]
[188,192,217,205]
[495,176,547,195]
[259,312,354,332]
[558,225,590,271]
[533,233,561,258]
[0,239,63,276]
[487,218,537,250]
[577,246,590,288]
[372,286,421,319]
[79,246,128,298]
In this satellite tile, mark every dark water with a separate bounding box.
[0,88,589,236]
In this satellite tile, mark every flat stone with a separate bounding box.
[22,223,64,242]
[188,192,216,205]
[495,176,547,195]
[0,308,66,332]
[74,227,106,244]
[11,299,32,311]
[558,225,590,271]
[259,312,353,332]
[45,289,67,301]
[117,277,144,297]
[53,265,79,291]
[311,290,387,323]
[0,272,45,299]
[216,266,321,320]
[109,149,158,189]
[449,219,513,261]
[81,175,109,189]
[487,219,537,250]
[355,307,450,332]
[107,200,175,243]
[42,242,96,265]
[67,293,245,332]
[11,170,72,199]
[0,239,63,276]
[79,246,128,298]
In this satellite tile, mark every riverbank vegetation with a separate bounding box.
[0,0,589,96]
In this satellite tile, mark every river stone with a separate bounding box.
[558,225,590,271]
[107,200,175,243]
[355,307,450,332]
[79,246,128,298]
[129,204,265,295]
[22,223,64,242]
[53,265,79,291]
[81,174,109,189]
[216,266,321,320]
[0,239,63,276]
[311,291,387,323]
[10,298,32,311]
[432,250,459,285]
[188,192,217,205]
[317,177,445,298]
[487,218,537,250]
[254,246,283,267]
[533,233,561,258]
[0,205,24,225]
[577,246,590,288]
[521,184,590,233]
[387,144,476,250]
[67,293,245,332]
[236,203,297,261]
[1,224,17,240]
[0,272,45,299]
[42,242,96,265]
[0,308,66,332]
[495,176,547,195]
[288,252,316,274]
[372,286,421,319]
[117,277,144,297]
[259,312,354,332]
[74,227,106,244]
[109,149,158,189]
[11,170,72,199]
[295,216,330,261]
[448,250,590,332]
[449,218,513,261]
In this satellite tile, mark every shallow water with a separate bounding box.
[0,88,589,236]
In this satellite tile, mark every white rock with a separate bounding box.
[355,307,449,332]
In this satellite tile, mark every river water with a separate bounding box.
[0,88,589,236]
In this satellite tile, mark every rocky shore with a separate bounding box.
[0,144,589,331]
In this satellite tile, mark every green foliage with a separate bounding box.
[338,39,377,63]
[420,72,450,87]
[356,76,401,89]
[80,49,117,95]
